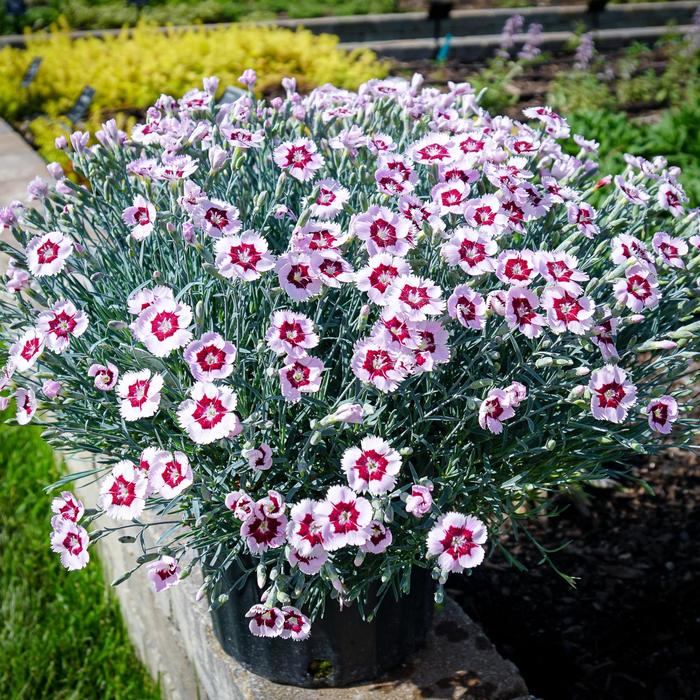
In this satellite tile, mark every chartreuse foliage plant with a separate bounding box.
[0,72,699,641]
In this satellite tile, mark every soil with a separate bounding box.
[449,450,700,700]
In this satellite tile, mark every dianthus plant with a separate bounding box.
[1,71,699,640]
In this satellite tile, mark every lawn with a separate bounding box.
[0,411,160,700]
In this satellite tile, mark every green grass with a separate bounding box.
[0,412,161,700]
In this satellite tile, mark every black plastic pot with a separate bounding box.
[210,565,434,688]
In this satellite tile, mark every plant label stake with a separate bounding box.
[66,86,96,125]
[21,57,42,89]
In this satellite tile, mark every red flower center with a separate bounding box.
[37,240,59,264]
[228,243,261,271]
[150,310,180,341]
[196,344,226,371]
[192,396,226,429]
[109,474,136,506]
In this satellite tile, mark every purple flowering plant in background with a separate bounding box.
[1,69,699,640]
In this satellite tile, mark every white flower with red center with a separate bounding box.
[478,388,515,434]
[311,251,354,288]
[194,198,241,238]
[652,231,687,268]
[15,387,37,425]
[37,300,88,353]
[351,338,409,393]
[455,133,486,156]
[385,275,445,322]
[378,154,416,185]
[355,254,410,305]
[591,315,620,361]
[280,607,311,641]
[426,512,487,573]
[291,221,348,253]
[541,286,595,335]
[504,381,527,407]
[122,195,156,241]
[88,362,119,391]
[132,296,192,357]
[148,556,181,593]
[225,489,255,520]
[50,521,90,571]
[611,234,655,269]
[126,285,174,315]
[9,327,44,372]
[246,605,284,637]
[441,228,498,276]
[316,485,372,551]
[657,181,685,217]
[257,490,286,519]
[309,178,349,220]
[220,125,264,149]
[536,251,589,295]
[645,395,678,434]
[214,230,276,281]
[360,520,393,554]
[243,443,273,471]
[157,154,198,181]
[523,105,570,138]
[406,320,451,373]
[614,176,649,205]
[266,311,318,355]
[149,450,194,498]
[183,332,236,381]
[463,195,506,235]
[448,285,487,331]
[409,133,454,164]
[567,202,599,238]
[50,491,84,530]
[368,133,397,153]
[399,194,441,236]
[177,382,241,444]
[350,206,412,257]
[505,288,546,338]
[496,250,537,287]
[405,483,433,518]
[431,180,466,216]
[589,365,637,423]
[99,460,148,519]
[375,168,413,197]
[342,436,402,496]
[241,506,288,553]
[278,352,324,404]
[613,265,660,312]
[273,138,325,181]
[371,311,414,349]
[116,369,163,420]
[276,252,323,301]
[26,231,73,277]
[287,544,327,575]
[288,499,326,556]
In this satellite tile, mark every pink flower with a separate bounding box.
[523,106,570,138]
[214,230,275,281]
[220,126,264,150]
[536,251,589,295]
[355,254,410,305]
[238,68,257,88]
[42,379,62,399]
[265,311,319,355]
[287,545,327,575]
[243,443,273,471]
[325,402,364,425]
[278,353,324,403]
[441,228,497,276]
[410,133,454,164]
[405,484,433,517]
[350,206,412,257]
[611,234,654,268]
[37,300,88,353]
[5,259,29,293]
[360,520,393,554]
[132,296,192,357]
[273,138,325,181]
[116,369,164,420]
[246,605,284,637]
[342,436,401,496]
[183,332,236,381]
[276,252,323,301]
[149,450,194,498]
[280,607,311,641]
[122,195,156,240]
[652,231,687,268]
[613,265,659,312]
[505,288,546,338]
[288,499,326,556]
[50,491,84,530]
[316,485,372,551]
[126,285,174,315]
[309,178,349,219]
[504,381,527,407]
[407,320,450,373]
[50,521,90,571]
[463,195,507,235]
[148,556,181,592]
[15,387,36,425]
[26,231,73,277]
[157,154,198,181]
[591,315,619,361]
[432,180,466,215]
[225,490,255,520]
[88,362,119,391]
[541,286,595,335]
[9,328,44,372]
[589,365,637,423]
[291,221,348,252]
[177,382,241,444]
[241,507,288,553]
[496,249,537,287]
[351,339,409,393]
[478,389,515,434]
[99,460,148,519]
[657,181,685,217]
[385,275,445,321]
[311,251,354,288]
[448,285,486,331]
[614,176,649,205]
[645,395,678,434]
[194,198,241,238]
[426,512,487,573]
[567,202,599,238]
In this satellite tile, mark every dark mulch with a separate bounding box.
[449,451,700,700]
